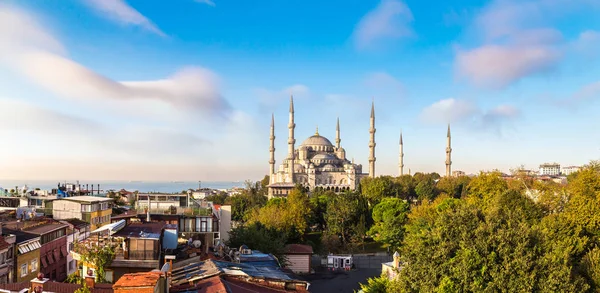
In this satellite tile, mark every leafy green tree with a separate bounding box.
[436,176,471,199]
[368,198,410,250]
[324,191,369,248]
[248,187,312,236]
[226,222,288,265]
[75,243,115,283]
[308,190,334,231]
[357,275,391,293]
[360,176,400,206]
[205,191,229,205]
[396,175,417,200]
[415,177,438,202]
[395,190,587,292]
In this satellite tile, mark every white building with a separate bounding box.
[562,166,581,176]
[539,163,561,176]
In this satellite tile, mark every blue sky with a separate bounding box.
[0,0,599,181]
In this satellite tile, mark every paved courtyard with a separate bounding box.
[304,268,380,293]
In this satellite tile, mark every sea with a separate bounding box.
[0,180,245,193]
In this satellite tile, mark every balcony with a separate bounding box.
[138,206,212,216]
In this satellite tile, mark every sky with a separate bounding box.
[0,0,599,181]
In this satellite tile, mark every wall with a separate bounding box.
[285,254,310,273]
[39,235,67,281]
[52,201,82,220]
[15,248,40,283]
[89,208,112,231]
[219,205,232,243]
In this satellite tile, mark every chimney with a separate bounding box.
[85,269,95,289]
[147,195,151,222]
[31,273,49,292]
[393,251,400,270]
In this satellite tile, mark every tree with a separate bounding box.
[436,176,471,199]
[415,178,438,202]
[324,191,369,249]
[357,275,391,293]
[75,243,115,283]
[360,176,400,206]
[247,187,312,237]
[394,188,588,292]
[226,222,288,265]
[205,191,229,205]
[368,198,410,250]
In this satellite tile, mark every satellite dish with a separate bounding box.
[160,263,170,272]
[193,240,202,248]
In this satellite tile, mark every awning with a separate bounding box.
[61,246,68,257]
[53,249,60,261]
[91,219,126,235]
[41,257,47,268]
[47,254,54,265]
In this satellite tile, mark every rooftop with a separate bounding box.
[22,221,68,235]
[113,271,162,289]
[60,218,90,229]
[56,195,113,203]
[113,222,166,239]
[0,236,10,250]
[284,244,313,255]
[2,228,39,244]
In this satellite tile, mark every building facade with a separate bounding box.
[539,163,561,176]
[0,233,16,284]
[267,97,371,197]
[23,222,68,281]
[562,166,581,176]
[51,196,113,231]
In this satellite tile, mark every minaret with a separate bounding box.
[368,101,376,178]
[399,131,404,176]
[269,113,276,182]
[287,96,296,183]
[446,124,452,177]
[335,117,341,149]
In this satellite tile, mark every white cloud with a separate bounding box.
[420,98,519,133]
[195,0,216,6]
[455,43,562,89]
[0,4,229,116]
[85,0,165,36]
[454,0,599,89]
[420,98,479,124]
[353,0,414,50]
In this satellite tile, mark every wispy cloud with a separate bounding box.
[420,98,520,134]
[255,84,310,113]
[353,0,414,50]
[0,4,230,117]
[573,30,600,57]
[195,0,216,7]
[85,0,165,36]
[454,0,598,89]
[364,72,404,93]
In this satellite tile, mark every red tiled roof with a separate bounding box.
[223,277,295,293]
[113,271,162,288]
[195,276,228,293]
[0,281,113,293]
[213,204,221,211]
[284,244,313,255]
[0,236,10,251]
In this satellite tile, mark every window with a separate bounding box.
[20,264,27,277]
[31,259,38,272]
[69,260,75,271]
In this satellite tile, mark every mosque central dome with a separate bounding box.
[301,134,333,147]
